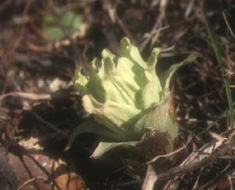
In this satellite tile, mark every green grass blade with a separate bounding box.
[202,11,234,131]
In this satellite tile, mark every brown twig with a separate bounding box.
[156,142,233,181]
[117,141,234,187]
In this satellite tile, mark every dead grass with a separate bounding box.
[0,0,234,189]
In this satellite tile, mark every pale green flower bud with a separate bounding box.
[72,37,197,158]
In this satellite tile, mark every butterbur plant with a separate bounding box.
[71,37,196,158]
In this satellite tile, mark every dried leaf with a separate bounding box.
[141,165,158,190]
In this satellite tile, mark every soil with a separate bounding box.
[0,0,235,190]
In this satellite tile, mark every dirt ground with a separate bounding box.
[0,0,235,190]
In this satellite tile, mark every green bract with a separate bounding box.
[71,37,196,158]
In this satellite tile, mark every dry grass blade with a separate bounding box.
[0,92,50,102]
